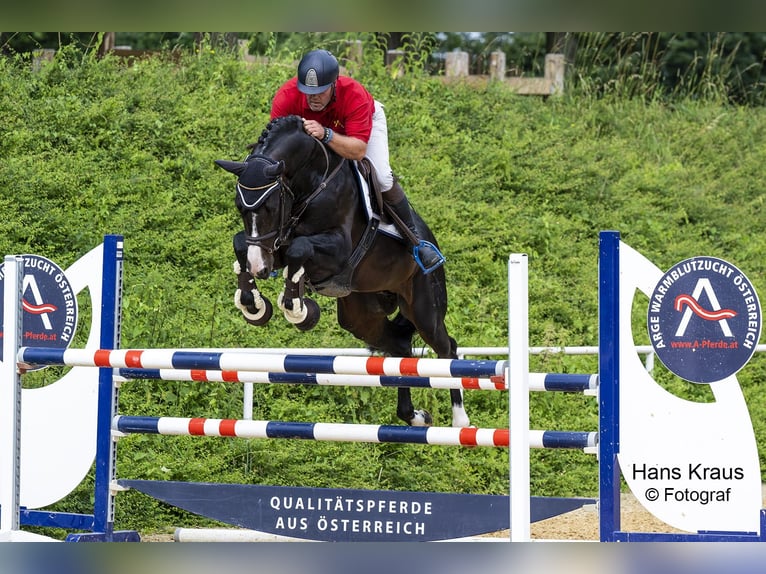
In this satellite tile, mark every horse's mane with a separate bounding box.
[246,115,303,152]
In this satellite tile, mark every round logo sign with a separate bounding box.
[647,256,761,383]
[0,254,78,368]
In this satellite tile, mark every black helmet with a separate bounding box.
[297,50,339,95]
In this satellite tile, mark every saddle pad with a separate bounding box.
[352,161,400,240]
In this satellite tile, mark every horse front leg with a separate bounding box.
[277,237,321,331]
[233,232,273,326]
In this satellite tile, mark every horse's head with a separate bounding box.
[215,153,286,279]
[216,115,340,279]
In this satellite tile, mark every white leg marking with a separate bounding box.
[410,410,430,427]
[451,389,470,427]
[451,406,471,428]
[283,266,305,284]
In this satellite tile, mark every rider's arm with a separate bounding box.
[305,124,366,160]
[322,79,372,161]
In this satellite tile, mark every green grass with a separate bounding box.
[4,44,766,537]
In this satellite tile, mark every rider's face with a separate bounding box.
[306,85,333,112]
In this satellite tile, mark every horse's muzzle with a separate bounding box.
[246,244,274,280]
[253,266,271,280]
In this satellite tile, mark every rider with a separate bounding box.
[270,49,445,274]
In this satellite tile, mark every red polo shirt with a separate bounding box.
[270,76,375,142]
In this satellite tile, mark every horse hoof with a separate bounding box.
[409,409,433,427]
[294,298,321,332]
[235,289,273,326]
[451,412,471,428]
[245,301,273,326]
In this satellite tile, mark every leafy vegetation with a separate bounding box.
[2,40,766,538]
[5,32,766,105]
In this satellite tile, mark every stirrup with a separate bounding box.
[413,240,445,274]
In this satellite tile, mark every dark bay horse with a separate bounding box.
[215,115,468,427]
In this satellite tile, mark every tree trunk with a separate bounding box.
[546,32,578,65]
[98,32,115,58]
[376,32,406,64]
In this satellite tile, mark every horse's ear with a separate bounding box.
[214,159,247,176]
[263,160,285,178]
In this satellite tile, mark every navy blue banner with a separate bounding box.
[119,480,592,541]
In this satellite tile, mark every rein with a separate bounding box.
[288,141,345,224]
[243,139,346,251]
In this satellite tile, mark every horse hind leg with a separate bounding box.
[383,313,434,426]
[434,333,470,428]
[448,366,470,428]
[337,297,430,426]
[371,312,463,428]
[368,312,435,427]
[399,387,432,426]
[407,292,470,428]
[397,354,468,427]
[361,309,433,427]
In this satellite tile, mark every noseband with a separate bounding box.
[240,138,346,253]
[238,178,292,253]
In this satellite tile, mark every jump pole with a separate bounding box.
[116,367,596,393]
[17,349,507,378]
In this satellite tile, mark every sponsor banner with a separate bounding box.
[647,256,761,383]
[119,480,592,541]
[0,254,78,367]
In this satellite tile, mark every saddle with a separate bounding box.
[353,159,408,239]
[306,158,394,297]
[355,158,385,217]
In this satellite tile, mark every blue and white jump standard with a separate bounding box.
[597,231,766,542]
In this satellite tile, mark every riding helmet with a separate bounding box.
[296,50,339,94]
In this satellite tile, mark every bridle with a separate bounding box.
[239,138,346,253]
